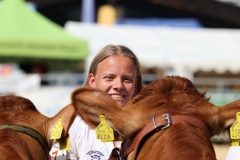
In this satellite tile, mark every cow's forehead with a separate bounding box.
[129,76,207,105]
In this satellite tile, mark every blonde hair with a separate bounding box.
[83,44,143,94]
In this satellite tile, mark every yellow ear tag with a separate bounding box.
[96,115,114,142]
[230,112,240,146]
[50,119,63,140]
[60,136,70,150]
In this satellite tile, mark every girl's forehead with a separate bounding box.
[97,56,137,75]
[100,56,135,67]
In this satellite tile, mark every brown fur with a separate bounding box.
[72,75,240,160]
[0,95,76,160]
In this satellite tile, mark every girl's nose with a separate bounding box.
[113,78,124,90]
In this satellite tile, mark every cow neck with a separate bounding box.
[0,124,49,159]
[121,114,210,160]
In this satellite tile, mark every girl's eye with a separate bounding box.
[104,76,114,80]
[124,78,133,83]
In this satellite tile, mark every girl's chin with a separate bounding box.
[115,100,125,107]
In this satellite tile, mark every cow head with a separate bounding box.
[72,75,240,159]
[73,76,240,138]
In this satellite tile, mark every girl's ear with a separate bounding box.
[88,73,95,88]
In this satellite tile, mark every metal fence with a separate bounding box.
[40,73,159,86]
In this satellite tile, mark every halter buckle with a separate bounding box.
[152,113,172,131]
[161,113,172,129]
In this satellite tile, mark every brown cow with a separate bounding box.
[0,95,76,160]
[72,75,240,160]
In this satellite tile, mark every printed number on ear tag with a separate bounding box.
[230,112,240,146]
[96,115,114,142]
[50,119,63,140]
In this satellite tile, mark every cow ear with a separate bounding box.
[71,87,122,129]
[48,104,76,140]
[71,87,141,140]
[213,99,240,135]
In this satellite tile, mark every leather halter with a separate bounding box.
[121,114,209,160]
[0,124,49,159]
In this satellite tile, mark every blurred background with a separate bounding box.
[1,0,240,116]
[1,0,240,158]
[0,0,240,115]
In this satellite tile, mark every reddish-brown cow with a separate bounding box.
[72,76,240,160]
[0,96,76,160]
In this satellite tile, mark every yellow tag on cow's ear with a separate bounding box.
[230,112,240,146]
[60,136,70,150]
[50,119,63,140]
[96,115,114,142]
[237,112,240,122]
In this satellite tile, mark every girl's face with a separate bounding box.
[88,55,137,107]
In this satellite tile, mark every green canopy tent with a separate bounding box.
[0,0,88,60]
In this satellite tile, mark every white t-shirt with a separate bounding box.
[49,116,120,160]
[226,146,240,160]
[49,142,67,160]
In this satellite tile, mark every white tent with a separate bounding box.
[65,22,240,80]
